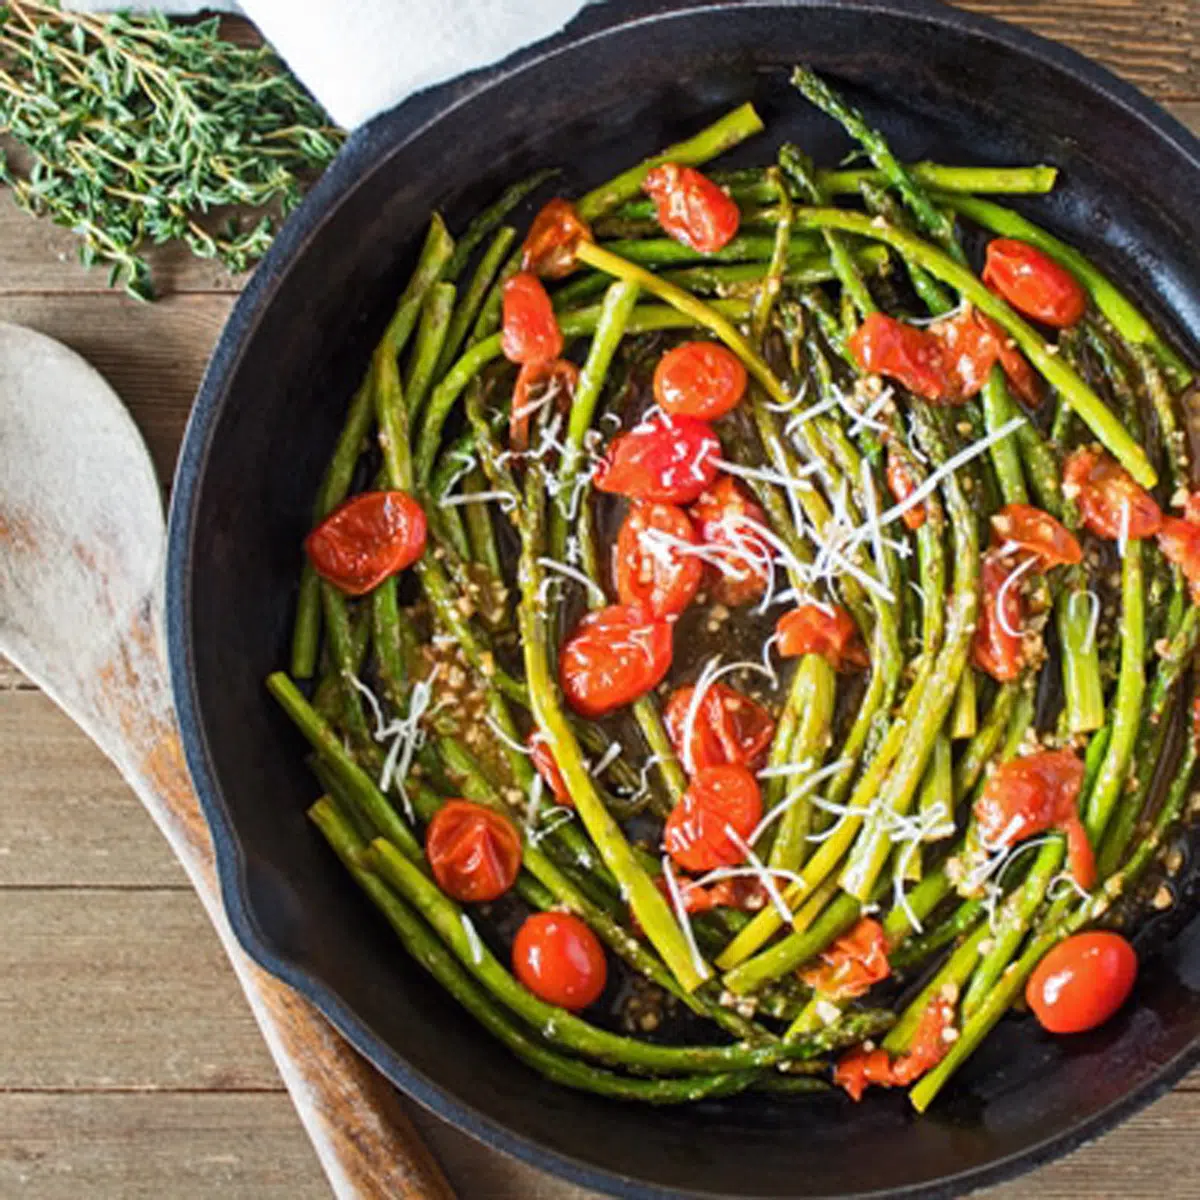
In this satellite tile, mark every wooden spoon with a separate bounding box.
[0,321,453,1200]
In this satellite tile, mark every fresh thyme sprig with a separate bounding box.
[0,0,344,299]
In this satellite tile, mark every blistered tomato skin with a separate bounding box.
[972,547,1027,683]
[593,413,722,505]
[614,501,704,619]
[513,912,608,1010]
[642,163,740,253]
[1026,932,1138,1034]
[509,359,579,451]
[522,198,592,279]
[662,765,762,872]
[501,271,563,363]
[689,476,773,606]
[654,341,748,420]
[991,503,1082,569]
[527,732,572,807]
[425,800,523,903]
[1063,447,1163,541]
[983,238,1087,328]
[776,604,867,671]
[663,681,776,774]
[850,312,954,402]
[558,605,674,718]
[305,490,427,596]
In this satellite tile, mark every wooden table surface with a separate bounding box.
[2,3,1199,1196]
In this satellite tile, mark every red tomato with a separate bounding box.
[972,547,1026,683]
[801,918,891,1001]
[991,503,1082,569]
[559,604,673,718]
[886,450,926,531]
[648,873,768,927]
[1026,932,1137,1034]
[1185,492,1200,525]
[653,341,748,420]
[776,604,867,672]
[425,800,522,903]
[928,308,1041,407]
[849,312,955,403]
[662,765,763,872]
[983,238,1087,328]
[614,501,704,619]
[834,996,956,1100]
[833,1045,894,1102]
[1063,448,1163,541]
[512,912,607,1010]
[663,681,776,774]
[1157,516,1200,603]
[501,271,563,363]
[305,490,427,596]
[977,311,1042,408]
[510,358,579,451]
[522,198,592,279]
[528,732,571,807]
[689,476,773,606]
[593,413,721,505]
[642,163,740,254]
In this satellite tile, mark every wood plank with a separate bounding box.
[0,889,279,1090]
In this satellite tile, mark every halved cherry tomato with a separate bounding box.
[425,800,522,903]
[653,341,748,420]
[983,238,1087,328]
[850,312,955,403]
[501,271,563,363]
[931,307,1041,408]
[886,450,926,531]
[974,748,1094,888]
[833,996,956,1100]
[1026,931,1137,1034]
[663,681,776,774]
[510,359,579,451]
[614,501,704,618]
[776,604,867,672]
[522,198,592,279]
[593,413,721,505]
[512,912,607,1010]
[662,765,762,872]
[1157,515,1200,603]
[305,490,427,596]
[689,476,773,606]
[1063,447,1162,541]
[642,163,740,254]
[559,604,673,718]
[991,503,1082,569]
[801,918,891,1001]
[972,547,1026,683]
[528,732,571,807]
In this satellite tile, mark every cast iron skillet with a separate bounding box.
[166,2,1200,1195]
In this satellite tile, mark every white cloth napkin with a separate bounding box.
[67,1,592,129]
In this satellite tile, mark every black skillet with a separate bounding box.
[165,1,1200,1195]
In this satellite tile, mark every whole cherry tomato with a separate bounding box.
[662,765,762,872]
[801,917,891,1001]
[501,271,563,363]
[974,748,1095,888]
[991,503,1082,569]
[663,681,776,774]
[972,547,1026,683]
[510,358,579,451]
[425,800,522,903]
[642,163,740,253]
[1026,932,1137,1034]
[305,490,427,596]
[593,413,721,505]
[886,449,926,531]
[522,198,592,279]
[1157,516,1200,603]
[776,603,867,672]
[653,341,748,420]
[559,604,673,718]
[614,501,704,619]
[983,238,1087,328]
[849,312,956,403]
[512,912,607,1010]
[1063,447,1162,541]
[528,732,571,807]
[689,476,773,606]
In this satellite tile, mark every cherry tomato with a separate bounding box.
[689,476,773,606]
[1026,931,1137,1034]
[653,341,748,420]
[522,198,592,279]
[648,873,767,928]
[801,918,891,1001]
[593,413,721,505]
[929,306,999,398]
[1184,491,1200,525]
[425,800,522,903]
[559,604,673,718]
[850,312,957,403]
[663,681,776,774]
[833,1045,894,1102]
[976,311,1042,408]
[662,765,762,872]
[983,238,1087,328]
[834,995,956,1100]
[642,163,740,254]
[776,604,867,672]
[1063,447,1163,541]
[614,501,704,619]
[885,449,926,531]
[510,358,579,451]
[972,547,1026,683]
[305,490,427,596]
[1157,515,1200,604]
[512,912,607,1010]
[501,271,563,364]
[528,732,571,807]
[991,503,1082,569]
